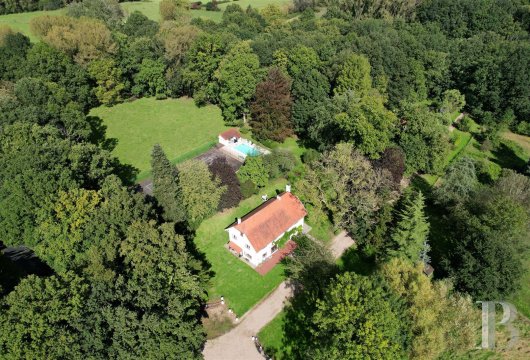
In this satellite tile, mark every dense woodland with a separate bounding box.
[1,0,530,358]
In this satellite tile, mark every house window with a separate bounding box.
[232,234,237,240]
[245,253,252,259]
[245,244,251,250]
[262,252,267,258]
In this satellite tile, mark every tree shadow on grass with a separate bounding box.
[87,116,118,151]
[491,142,527,172]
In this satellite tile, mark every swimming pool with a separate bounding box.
[234,143,261,157]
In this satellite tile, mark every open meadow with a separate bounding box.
[90,97,228,179]
[0,0,291,41]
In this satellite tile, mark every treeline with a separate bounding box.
[0,0,139,15]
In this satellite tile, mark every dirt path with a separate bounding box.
[202,231,355,360]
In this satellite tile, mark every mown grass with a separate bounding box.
[0,8,63,41]
[194,179,288,316]
[89,97,228,178]
[0,0,291,41]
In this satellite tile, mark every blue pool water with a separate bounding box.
[234,143,260,157]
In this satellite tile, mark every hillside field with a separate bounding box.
[0,0,291,41]
[89,97,228,179]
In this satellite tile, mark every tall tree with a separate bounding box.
[333,53,372,97]
[178,160,225,228]
[215,41,262,123]
[388,191,429,262]
[88,57,125,105]
[237,156,268,188]
[380,258,477,359]
[249,67,293,142]
[398,102,450,174]
[151,144,187,224]
[443,191,528,299]
[297,143,392,238]
[309,272,405,359]
[66,0,124,29]
[434,157,478,205]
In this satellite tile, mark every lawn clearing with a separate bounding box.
[89,97,228,179]
[122,0,292,22]
[194,179,288,316]
[0,0,291,41]
[0,8,63,42]
[258,310,292,360]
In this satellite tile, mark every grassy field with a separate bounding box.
[89,97,228,179]
[0,0,291,41]
[122,0,292,21]
[194,179,288,316]
[0,8,63,41]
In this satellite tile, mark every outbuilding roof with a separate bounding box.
[219,128,241,140]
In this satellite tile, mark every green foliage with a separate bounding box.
[178,159,225,227]
[238,156,268,187]
[160,0,190,22]
[443,185,529,299]
[88,57,125,105]
[0,273,88,359]
[132,58,167,97]
[434,157,478,205]
[440,89,465,114]
[297,143,392,238]
[151,144,187,224]
[309,272,405,359]
[398,102,450,174]
[215,41,262,123]
[380,258,477,359]
[240,179,257,198]
[66,0,124,29]
[317,90,397,158]
[387,191,430,262]
[121,11,159,38]
[333,53,372,97]
[263,149,296,179]
[0,123,115,247]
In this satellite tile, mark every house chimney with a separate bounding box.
[237,218,241,224]
[286,184,291,193]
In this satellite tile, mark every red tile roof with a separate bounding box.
[228,192,307,252]
[219,128,241,140]
[228,241,242,254]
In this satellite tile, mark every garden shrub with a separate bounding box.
[240,180,257,198]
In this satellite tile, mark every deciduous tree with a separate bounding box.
[237,156,268,188]
[178,160,225,227]
[215,41,262,123]
[208,157,242,210]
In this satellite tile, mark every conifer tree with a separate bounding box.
[388,191,429,262]
[151,144,186,223]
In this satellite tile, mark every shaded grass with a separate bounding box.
[258,311,292,360]
[194,179,288,316]
[89,97,228,179]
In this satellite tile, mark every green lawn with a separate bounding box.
[0,8,63,42]
[0,0,291,41]
[122,0,292,22]
[258,310,292,359]
[89,97,228,179]
[194,179,288,316]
